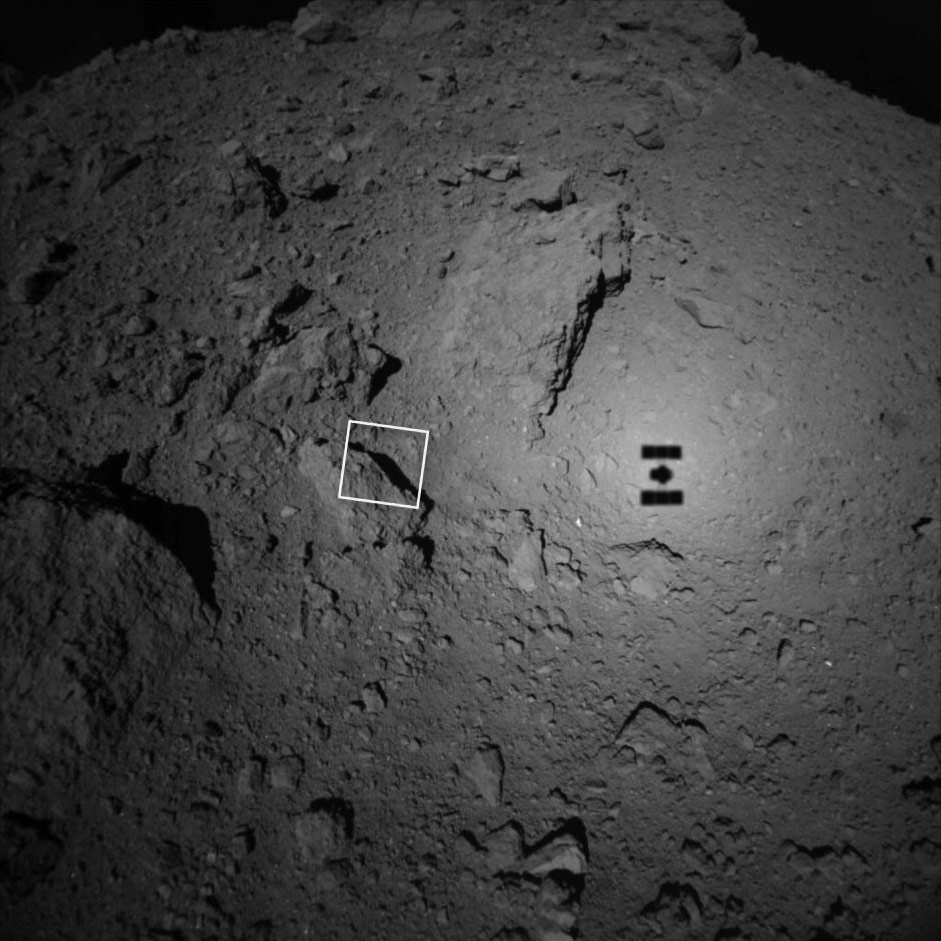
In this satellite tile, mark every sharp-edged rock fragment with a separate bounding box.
[662,3,746,72]
[154,358,203,406]
[613,701,716,784]
[418,65,458,99]
[433,201,631,435]
[463,154,520,182]
[122,313,155,337]
[78,143,142,194]
[8,267,63,305]
[290,167,338,201]
[378,2,463,39]
[625,105,664,149]
[674,294,731,329]
[269,755,304,791]
[99,152,142,193]
[466,745,504,806]
[570,60,627,84]
[510,170,576,213]
[653,77,700,120]
[0,470,214,895]
[271,281,313,315]
[292,3,354,44]
[523,832,588,877]
[507,531,545,593]
[7,235,74,305]
[214,147,287,219]
[360,681,387,713]
[340,447,417,507]
[251,323,364,409]
[294,798,353,867]
[484,822,525,873]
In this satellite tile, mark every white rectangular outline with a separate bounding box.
[337,419,429,510]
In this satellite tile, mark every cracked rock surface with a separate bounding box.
[1,2,939,939]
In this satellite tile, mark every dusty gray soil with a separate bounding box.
[1,2,939,940]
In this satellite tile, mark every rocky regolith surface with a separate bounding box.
[1,2,939,940]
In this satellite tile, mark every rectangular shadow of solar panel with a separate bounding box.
[641,445,682,460]
[641,491,684,505]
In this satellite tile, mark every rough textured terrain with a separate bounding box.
[1,2,939,940]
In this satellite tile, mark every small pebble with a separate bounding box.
[327,143,349,164]
[122,314,155,337]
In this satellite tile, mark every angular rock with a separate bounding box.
[674,294,730,329]
[294,798,353,866]
[99,152,142,193]
[613,701,715,783]
[250,322,392,412]
[625,105,664,149]
[271,281,313,316]
[484,822,524,873]
[268,755,304,791]
[122,313,155,337]
[490,929,532,941]
[236,758,266,798]
[653,77,700,120]
[570,60,627,84]
[433,200,631,435]
[297,438,345,504]
[327,142,349,164]
[297,437,422,553]
[510,170,576,213]
[507,532,545,593]
[7,236,74,305]
[292,4,354,44]
[361,681,387,713]
[290,168,338,201]
[296,575,341,640]
[463,154,520,182]
[340,447,417,507]
[78,143,141,194]
[605,540,681,600]
[614,703,682,771]
[7,267,63,305]
[614,10,651,31]
[378,1,463,38]
[155,359,203,406]
[455,37,493,58]
[356,174,379,195]
[215,148,287,219]
[524,833,588,877]
[418,65,458,99]
[0,470,212,894]
[0,815,63,900]
[662,3,746,72]
[467,745,504,806]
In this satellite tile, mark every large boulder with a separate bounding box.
[433,200,632,437]
[0,471,213,897]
